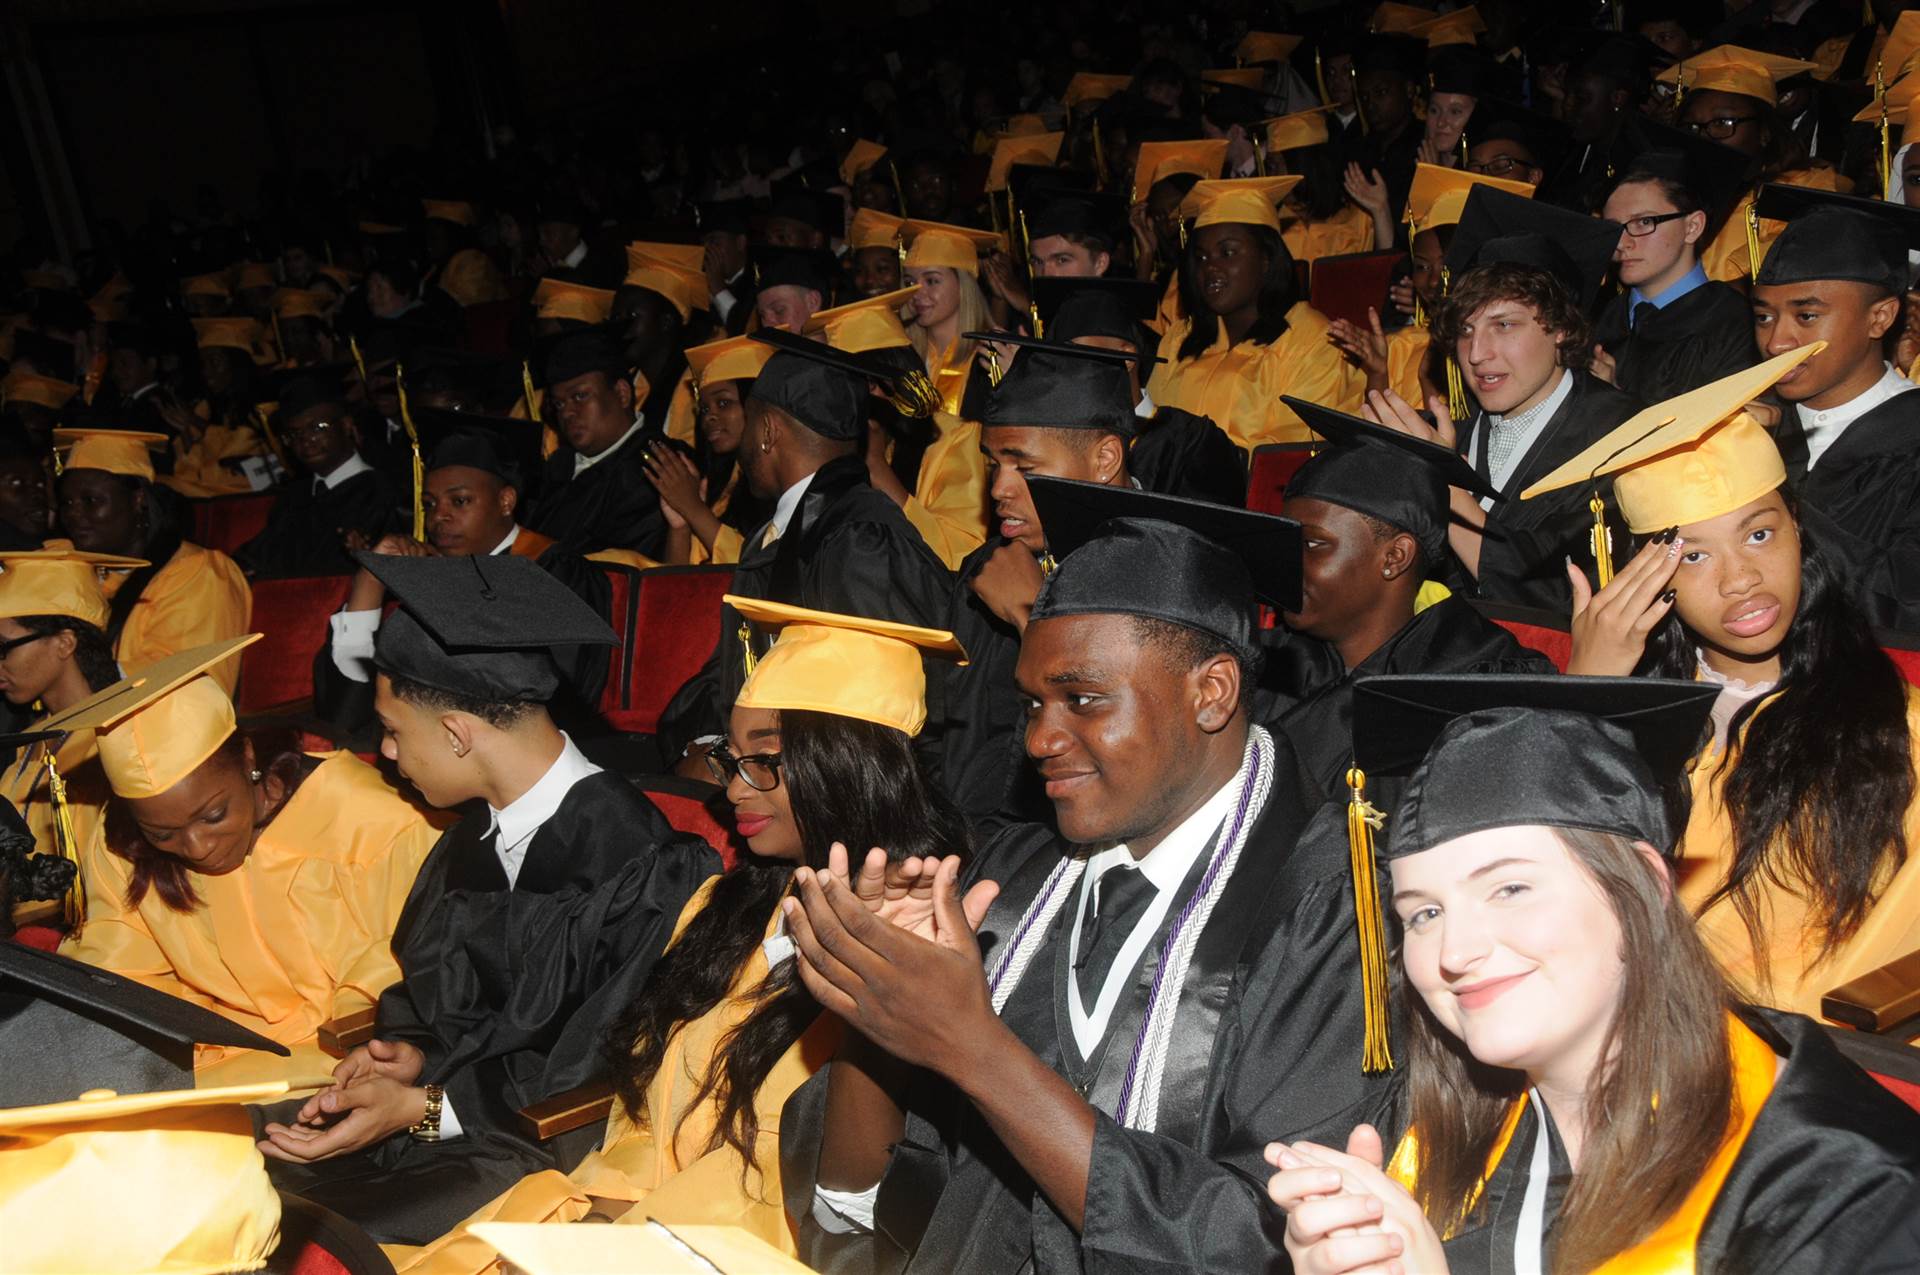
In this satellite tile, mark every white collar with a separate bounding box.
[561,239,590,270]
[1102,770,1245,891]
[485,733,602,861]
[1798,363,1914,471]
[573,416,645,474]
[318,452,374,490]
[489,525,521,556]
[127,381,160,402]
[770,469,817,539]
[1134,386,1156,419]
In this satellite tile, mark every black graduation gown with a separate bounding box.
[658,454,956,755]
[1461,371,1642,613]
[233,465,402,578]
[779,738,1402,1274]
[1431,1008,1920,1274]
[1594,282,1758,406]
[1128,406,1248,507]
[1782,394,1920,633]
[938,537,1049,836]
[260,773,720,1244]
[525,425,670,559]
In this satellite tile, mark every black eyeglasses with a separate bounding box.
[1620,210,1690,238]
[0,632,51,660]
[1466,155,1530,178]
[281,417,343,443]
[704,745,784,792]
[1682,115,1758,141]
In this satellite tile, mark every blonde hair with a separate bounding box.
[907,268,990,376]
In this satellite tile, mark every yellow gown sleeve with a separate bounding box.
[302,811,442,1021]
[1272,302,1365,421]
[665,372,699,448]
[897,414,987,571]
[693,524,744,566]
[58,830,217,1011]
[114,548,253,694]
[1388,328,1431,407]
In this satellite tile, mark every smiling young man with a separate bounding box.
[1749,183,1920,629]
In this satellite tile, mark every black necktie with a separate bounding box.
[1632,302,1658,332]
[1074,865,1157,1004]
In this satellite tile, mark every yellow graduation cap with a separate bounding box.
[1064,72,1133,111]
[270,287,332,321]
[1178,176,1304,232]
[1656,45,1817,106]
[1,367,79,412]
[987,131,1066,193]
[1854,69,1920,123]
[620,259,708,322]
[839,138,889,185]
[626,241,707,275]
[472,1221,819,1275]
[685,333,775,391]
[1238,31,1303,66]
[55,428,169,481]
[422,198,476,226]
[533,278,615,325]
[729,596,966,737]
[1522,345,1818,538]
[0,540,147,630]
[804,286,919,353]
[357,219,405,236]
[236,262,276,292]
[1404,162,1536,231]
[1413,6,1485,48]
[179,271,230,299]
[90,298,129,324]
[93,272,134,303]
[1264,107,1333,154]
[900,220,1004,275]
[55,635,264,800]
[1131,138,1232,206]
[315,265,358,291]
[1000,113,1050,138]
[1201,68,1267,91]
[1370,1,1435,34]
[192,316,262,354]
[849,207,907,252]
[1881,12,1920,86]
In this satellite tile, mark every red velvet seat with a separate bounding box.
[600,565,735,735]
[1245,443,1316,516]
[625,773,745,871]
[1881,630,1920,688]
[462,300,518,357]
[1469,599,1573,672]
[237,576,354,714]
[190,493,277,556]
[1307,249,1402,329]
[1827,1026,1920,1115]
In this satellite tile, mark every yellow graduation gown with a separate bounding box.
[892,411,987,571]
[1386,326,1432,408]
[691,471,747,567]
[161,417,273,499]
[665,369,699,448]
[1677,684,1920,1022]
[923,341,972,418]
[388,878,841,1274]
[1702,164,1852,283]
[58,752,441,1085]
[101,543,253,695]
[1,729,107,866]
[1281,202,1375,264]
[1147,302,1365,453]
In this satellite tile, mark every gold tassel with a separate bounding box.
[1253,134,1267,177]
[1457,129,1468,167]
[1589,492,1615,587]
[394,363,425,542]
[1029,300,1045,340]
[1346,767,1393,1074]
[1315,48,1329,106]
[986,346,1004,387]
[888,371,942,418]
[895,231,908,267]
[1017,208,1033,266]
[1745,201,1761,285]
[43,749,85,929]
[348,333,369,390]
[1413,293,1427,329]
[1352,64,1368,135]
[889,159,910,218]
[1880,59,1892,196]
[521,359,540,421]
[738,622,758,678]
[1446,356,1468,420]
[1674,66,1688,115]
[1039,551,1058,576]
[253,404,287,470]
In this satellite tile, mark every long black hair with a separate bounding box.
[604,709,972,1174]
[1641,503,1913,980]
[1175,223,1299,361]
[13,613,120,692]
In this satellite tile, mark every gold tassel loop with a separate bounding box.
[1589,491,1615,588]
[395,363,425,542]
[1446,356,1468,421]
[521,359,540,422]
[1029,301,1045,340]
[889,370,942,419]
[1745,201,1761,285]
[985,346,1004,387]
[348,333,369,389]
[738,622,758,678]
[1315,48,1329,106]
[1346,767,1393,1074]
[43,749,85,929]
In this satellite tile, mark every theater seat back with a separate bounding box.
[191,493,277,556]
[1468,599,1573,672]
[1880,630,1920,688]
[1308,249,1403,330]
[603,565,735,735]
[1246,443,1316,516]
[1827,1026,1920,1115]
[626,773,745,870]
[238,576,354,714]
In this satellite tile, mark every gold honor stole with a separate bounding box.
[1386,1012,1778,1273]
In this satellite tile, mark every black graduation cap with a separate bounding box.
[1752,183,1920,294]
[1355,33,1426,80]
[1008,163,1093,205]
[268,367,354,424]
[768,186,845,239]
[1614,116,1752,227]
[748,328,905,442]
[1445,185,1624,310]
[1200,82,1272,129]
[365,552,618,702]
[1469,98,1572,171]
[1033,275,1163,344]
[751,246,838,296]
[410,405,544,491]
[1280,396,1496,565]
[538,325,630,388]
[1027,477,1304,648]
[1352,673,1718,859]
[1429,46,1500,99]
[1025,191,1129,246]
[1577,32,1668,88]
[971,340,1139,434]
[697,199,753,237]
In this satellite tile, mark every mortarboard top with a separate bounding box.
[697,199,753,237]
[685,332,776,391]
[421,198,476,226]
[1028,476,1304,628]
[1853,71,1920,124]
[1352,673,1719,859]
[839,139,889,186]
[1238,31,1303,66]
[1404,162,1535,231]
[410,405,545,491]
[473,1221,818,1275]
[356,219,407,236]
[805,286,918,354]
[1751,182,1920,293]
[0,367,78,412]
[266,365,354,423]
[1063,72,1134,112]
[0,539,146,630]
[1355,32,1428,79]
[1613,115,1752,225]
[1369,2,1434,35]
[366,552,617,703]
[972,339,1141,436]
[1521,344,1815,532]
[1469,97,1573,168]
[178,271,231,299]
[532,277,615,325]
[900,220,1004,275]
[1879,12,1920,82]
[1025,190,1128,246]
[1264,107,1333,154]
[752,245,838,294]
[848,207,906,252]
[748,328,911,441]
[1201,67,1267,92]
[986,132,1065,194]
[1576,31,1673,85]
[1131,138,1230,206]
[619,259,708,323]
[538,324,630,388]
[54,427,169,481]
[1281,396,1496,564]
[191,316,261,355]
[236,262,275,292]
[624,240,706,275]
[998,113,1051,138]
[730,595,966,737]
[1203,82,1278,131]
[768,186,844,239]
[1414,6,1485,49]
[1033,275,1163,341]
[1428,45,1500,98]
[1655,44,1814,106]
[269,286,332,321]
[314,263,359,292]
[1178,176,1304,233]
[1445,185,1624,310]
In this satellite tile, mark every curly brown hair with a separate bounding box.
[1431,262,1593,374]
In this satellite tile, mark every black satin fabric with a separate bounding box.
[1128,407,1248,509]
[262,773,720,1244]
[780,745,1405,1274]
[1592,281,1758,407]
[234,468,404,578]
[1785,394,1920,633]
[524,420,671,558]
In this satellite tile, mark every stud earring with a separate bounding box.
[249,769,262,782]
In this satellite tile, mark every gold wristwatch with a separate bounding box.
[409,1083,445,1142]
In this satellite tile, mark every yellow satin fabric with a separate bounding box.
[161,420,272,499]
[1701,165,1852,283]
[1678,684,1920,1023]
[892,411,988,571]
[389,878,841,1275]
[1386,326,1432,409]
[57,753,440,1085]
[1,728,107,861]
[1281,202,1376,264]
[101,543,253,695]
[923,341,972,419]
[438,248,509,308]
[665,370,699,448]
[691,471,747,567]
[1147,302,1365,453]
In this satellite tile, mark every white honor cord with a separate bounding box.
[1513,1089,1550,1275]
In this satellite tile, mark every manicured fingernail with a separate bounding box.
[1661,588,1676,603]
[1661,525,1678,542]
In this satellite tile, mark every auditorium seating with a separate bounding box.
[190,492,276,555]
[1468,599,1573,672]
[627,772,745,871]
[237,576,355,714]
[600,564,734,736]
[1244,442,1316,516]
[1881,630,1920,688]
[1307,249,1402,330]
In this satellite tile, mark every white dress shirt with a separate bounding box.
[573,417,646,477]
[762,470,817,546]
[317,452,373,490]
[1134,386,1157,419]
[1797,362,1914,473]
[1465,367,1574,509]
[559,240,589,271]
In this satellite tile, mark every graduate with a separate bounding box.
[54,637,439,1085]
[0,428,51,550]
[1264,108,1374,264]
[1365,187,1639,612]
[1266,674,1920,1275]
[610,246,705,442]
[1127,136,1229,317]
[1746,183,1920,630]
[1347,34,1427,219]
[55,427,252,693]
[848,208,906,299]
[523,326,672,560]
[779,481,1397,1273]
[1146,177,1363,452]
[256,554,720,1244]
[1267,399,1555,801]
[1527,348,1920,1028]
[391,599,971,1273]
[645,331,776,566]
[751,247,837,335]
[900,220,1002,417]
